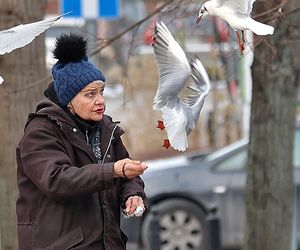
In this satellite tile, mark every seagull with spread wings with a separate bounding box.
[152,21,210,152]
[196,0,274,54]
[0,13,67,84]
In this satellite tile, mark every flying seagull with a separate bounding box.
[196,0,274,54]
[0,13,68,84]
[152,21,210,151]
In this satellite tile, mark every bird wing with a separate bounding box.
[161,105,189,151]
[247,0,256,15]
[152,21,191,110]
[216,0,249,15]
[183,58,210,128]
[0,14,65,55]
[0,75,4,85]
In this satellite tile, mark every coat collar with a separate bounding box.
[26,99,125,163]
[28,98,124,137]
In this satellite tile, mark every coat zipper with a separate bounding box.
[100,123,118,249]
[101,124,118,164]
[85,130,89,145]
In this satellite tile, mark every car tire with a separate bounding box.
[141,199,209,250]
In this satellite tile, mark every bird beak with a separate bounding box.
[196,15,203,24]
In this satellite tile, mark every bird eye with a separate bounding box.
[204,7,207,11]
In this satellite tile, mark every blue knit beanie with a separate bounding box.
[52,33,105,106]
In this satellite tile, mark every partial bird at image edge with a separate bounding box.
[0,12,70,85]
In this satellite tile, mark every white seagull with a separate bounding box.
[152,21,210,151]
[0,13,67,84]
[196,0,274,54]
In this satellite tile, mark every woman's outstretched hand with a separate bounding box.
[113,158,148,179]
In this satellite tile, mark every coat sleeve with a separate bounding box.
[18,117,114,201]
[113,136,147,208]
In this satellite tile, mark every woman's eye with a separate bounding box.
[85,91,96,98]
[84,89,104,99]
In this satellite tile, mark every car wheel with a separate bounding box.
[141,199,209,250]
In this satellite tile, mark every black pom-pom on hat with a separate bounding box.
[53,33,87,63]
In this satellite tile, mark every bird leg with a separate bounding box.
[156,120,165,130]
[236,31,245,55]
[242,30,246,43]
[162,139,170,149]
[241,31,246,52]
[156,122,170,149]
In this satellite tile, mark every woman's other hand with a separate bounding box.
[123,196,145,218]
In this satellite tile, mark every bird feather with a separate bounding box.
[0,13,66,55]
[153,21,191,109]
[161,106,189,151]
[216,0,249,15]
[0,13,67,84]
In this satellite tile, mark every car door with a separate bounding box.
[212,147,248,248]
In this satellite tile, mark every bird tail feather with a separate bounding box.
[153,98,165,110]
[248,19,274,35]
[161,107,188,151]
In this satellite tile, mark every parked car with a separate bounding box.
[122,122,300,250]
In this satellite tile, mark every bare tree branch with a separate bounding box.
[8,0,177,94]
[280,38,300,45]
[89,0,177,57]
[285,6,300,16]
[253,0,288,18]
[7,0,300,95]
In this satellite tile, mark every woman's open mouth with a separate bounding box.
[94,108,104,114]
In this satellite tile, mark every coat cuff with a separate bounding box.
[101,163,114,190]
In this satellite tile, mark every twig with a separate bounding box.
[7,75,51,94]
[285,6,300,16]
[279,38,300,45]
[89,0,176,57]
[253,0,288,18]
[8,0,177,94]
[121,27,138,106]
[262,39,277,58]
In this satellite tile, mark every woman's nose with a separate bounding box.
[95,94,104,104]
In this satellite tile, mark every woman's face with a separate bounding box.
[68,81,105,121]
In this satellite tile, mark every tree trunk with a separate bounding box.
[244,0,300,249]
[0,1,47,249]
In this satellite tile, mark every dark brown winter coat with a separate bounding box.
[16,99,146,250]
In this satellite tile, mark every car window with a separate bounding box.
[294,129,300,168]
[215,128,300,172]
[215,150,248,172]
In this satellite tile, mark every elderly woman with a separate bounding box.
[16,33,147,250]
